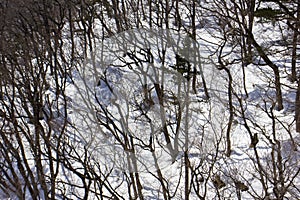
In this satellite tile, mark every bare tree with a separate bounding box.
[1,0,298,199]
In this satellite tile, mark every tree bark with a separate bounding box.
[296,80,300,132]
[247,31,284,110]
[295,0,300,131]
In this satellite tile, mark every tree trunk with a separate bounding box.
[295,0,300,132]
[245,0,255,64]
[296,80,300,132]
[248,31,284,110]
[291,0,300,82]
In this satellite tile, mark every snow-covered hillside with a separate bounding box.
[0,0,299,199]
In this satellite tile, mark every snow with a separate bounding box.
[1,1,299,199]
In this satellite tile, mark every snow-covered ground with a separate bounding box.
[0,1,299,199]
[64,26,299,199]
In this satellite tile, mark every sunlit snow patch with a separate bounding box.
[71,28,226,173]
